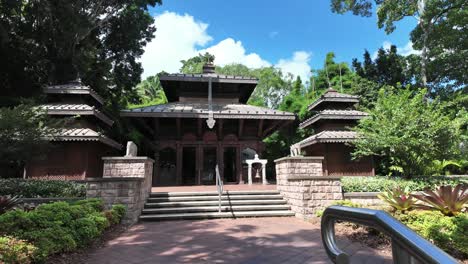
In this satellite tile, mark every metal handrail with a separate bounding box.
[215,165,223,213]
[321,206,458,264]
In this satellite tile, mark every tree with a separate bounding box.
[180,52,214,74]
[330,0,467,92]
[178,53,294,108]
[129,74,168,108]
[0,0,161,107]
[352,88,461,177]
[0,105,60,178]
[308,52,355,103]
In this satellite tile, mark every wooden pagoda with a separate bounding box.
[291,88,374,176]
[25,80,122,180]
[121,63,295,186]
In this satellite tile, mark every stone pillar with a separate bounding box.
[247,163,252,185]
[86,157,154,224]
[274,156,343,219]
[262,165,267,185]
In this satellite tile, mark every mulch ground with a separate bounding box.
[46,224,129,264]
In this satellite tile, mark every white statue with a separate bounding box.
[125,141,138,157]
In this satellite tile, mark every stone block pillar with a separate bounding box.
[275,156,343,219]
[86,157,154,224]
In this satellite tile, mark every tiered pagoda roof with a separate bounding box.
[299,109,367,129]
[41,80,121,149]
[158,63,259,104]
[294,88,365,149]
[41,104,114,126]
[44,81,104,105]
[293,130,358,149]
[307,88,359,111]
[122,102,295,120]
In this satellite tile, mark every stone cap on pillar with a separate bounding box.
[274,156,324,163]
[102,156,155,162]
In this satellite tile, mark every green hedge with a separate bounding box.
[0,179,86,198]
[0,199,125,262]
[398,211,468,257]
[341,176,467,193]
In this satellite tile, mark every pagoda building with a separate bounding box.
[291,88,374,176]
[25,80,122,180]
[122,63,295,186]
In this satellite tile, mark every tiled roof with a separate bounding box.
[48,128,122,149]
[44,82,104,105]
[159,73,258,83]
[299,109,368,129]
[307,88,359,111]
[121,102,296,120]
[40,104,114,126]
[295,130,358,148]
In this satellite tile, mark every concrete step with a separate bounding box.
[141,204,291,214]
[150,190,280,197]
[145,199,288,208]
[139,210,295,221]
[147,194,283,202]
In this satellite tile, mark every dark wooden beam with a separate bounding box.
[238,119,244,138]
[176,118,181,139]
[197,118,203,138]
[257,119,264,138]
[262,120,281,137]
[218,119,224,139]
[135,118,154,136]
[153,118,160,139]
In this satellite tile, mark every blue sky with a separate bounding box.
[141,0,418,83]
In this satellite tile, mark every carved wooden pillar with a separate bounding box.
[237,145,243,184]
[176,143,182,185]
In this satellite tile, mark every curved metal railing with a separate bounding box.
[321,206,458,264]
[215,165,223,213]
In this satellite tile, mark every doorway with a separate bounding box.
[201,147,217,184]
[157,148,177,186]
[223,147,237,183]
[182,147,197,185]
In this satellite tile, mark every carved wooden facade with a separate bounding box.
[122,64,295,186]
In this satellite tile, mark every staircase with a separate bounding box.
[140,190,295,221]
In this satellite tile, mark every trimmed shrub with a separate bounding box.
[398,211,468,257]
[0,236,38,264]
[0,179,86,198]
[342,176,467,193]
[0,199,126,260]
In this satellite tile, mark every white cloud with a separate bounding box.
[276,51,312,82]
[141,12,312,81]
[372,41,421,59]
[399,41,421,56]
[200,38,270,68]
[269,31,279,39]
[140,12,212,78]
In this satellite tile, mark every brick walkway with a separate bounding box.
[86,217,391,264]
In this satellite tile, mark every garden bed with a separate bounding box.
[46,224,129,264]
[0,199,126,263]
[341,176,467,193]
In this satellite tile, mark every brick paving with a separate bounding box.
[86,217,392,264]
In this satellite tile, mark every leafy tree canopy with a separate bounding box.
[0,0,162,108]
[352,88,463,177]
[0,104,61,177]
[330,0,467,92]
